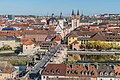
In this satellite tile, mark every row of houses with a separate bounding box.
[41,63,120,80]
[66,27,120,50]
[0,26,62,55]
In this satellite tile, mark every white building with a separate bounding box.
[21,39,35,55]
[0,36,16,50]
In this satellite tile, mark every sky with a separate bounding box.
[0,0,120,16]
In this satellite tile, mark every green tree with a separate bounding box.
[87,42,95,49]
[2,45,12,50]
[80,44,86,49]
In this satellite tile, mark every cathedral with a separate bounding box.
[71,10,80,30]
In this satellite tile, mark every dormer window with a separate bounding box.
[85,71,88,75]
[91,71,94,75]
[82,71,84,75]
[45,69,49,74]
[43,76,45,79]
[71,70,74,74]
[99,72,103,76]
[87,71,90,76]
[109,72,114,76]
[84,71,86,75]
[67,70,71,74]
[115,72,118,76]
[51,69,54,74]
[52,71,54,74]
[56,69,60,74]
[74,70,78,74]
[104,72,108,76]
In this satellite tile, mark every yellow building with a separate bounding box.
[67,31,79,45]
[67,31,120,50]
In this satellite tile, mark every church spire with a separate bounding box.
[72,10,74,16]
[52,13,54,17]
[60,12,62,19]
[77,10,79,15]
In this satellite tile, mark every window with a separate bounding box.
[56,69,60,74]
[110,72,114,76]
[43,76,45,78]
[85,72,87,75]
[104,72,108,76]
[82,72,84,75]
[45,69,49,74]
[74,70,78,74]
[99,72,103,76]
[67,70,71,74]
[51,70,54,74]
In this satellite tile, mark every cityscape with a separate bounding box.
[0,0,120,80]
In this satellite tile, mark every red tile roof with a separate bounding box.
[21,38,33,45]
[41,64,66,76]
[53,34,61,41]
[0,31,20,37]
[0,61,16,74]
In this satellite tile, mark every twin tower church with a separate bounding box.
[71,10,80,30]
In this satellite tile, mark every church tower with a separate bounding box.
[76,10,80,27]
[71,10,76,30]
[71,10,80,31]
[58,12,64,29]
[56,12,64,39]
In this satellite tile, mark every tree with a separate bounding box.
[87,42,95,49]
[0,45,12,51]
[2,45,12,50]
[80,44,86,49]
[94,41,101,49]
[73,54,81,61]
